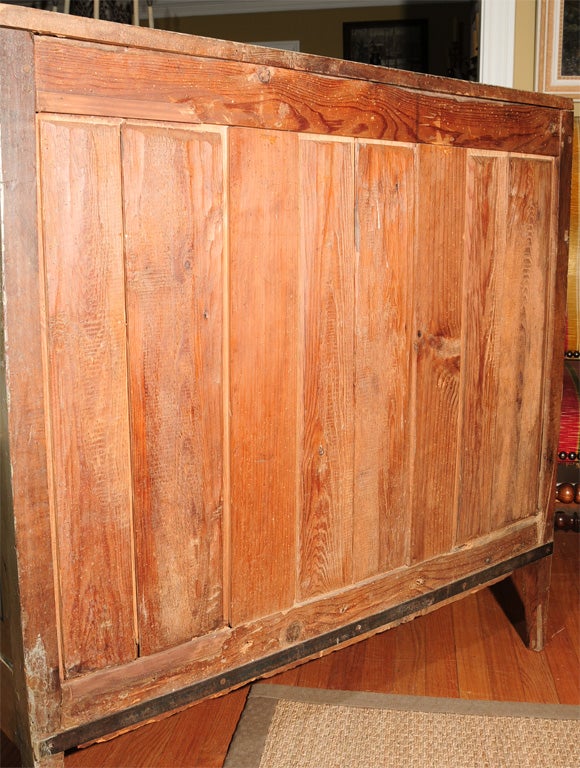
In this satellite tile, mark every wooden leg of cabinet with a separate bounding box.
[510,555,552,652]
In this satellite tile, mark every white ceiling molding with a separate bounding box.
[151,0,451,19]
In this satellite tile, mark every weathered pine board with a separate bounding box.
[353,141,415,578]
[490,156,553,528]
[122,124,225,655]
[411,145,465,563]
[298,137,355,600]
[457,152,508,541]
[0,2,570,112]
[32,37,562,157]
[39,116,136,677]
[229,127,300,626]
[457,154,555,541]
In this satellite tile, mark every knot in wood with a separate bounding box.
[285,621,303,643]
[257,67,272,84]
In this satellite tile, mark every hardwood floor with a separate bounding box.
[2,531,578,768]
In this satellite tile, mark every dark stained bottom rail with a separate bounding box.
[43,542,553,757]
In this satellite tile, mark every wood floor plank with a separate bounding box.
[545,538,580,704]
[421,606,460,699]
[356,632,397,694]
[476,586,528,702]
[65,689,249,768]
[272,653,336,691]
[390,618,426,696]
[545,624,580,705]
[453,594,494,700]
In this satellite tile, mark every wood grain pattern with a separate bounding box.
[122,123,225,656]
[456,152,508,542]
[39,116,136,676]
[422,606,460,698]
[452,594,494,700]
[490,156,553,527]
[353,141,415,578]
[510,555,552,651]
[476,586,528,702]
[545,536,580,704]
[229,127,299,625]
[33,37,563,157]
[298,137,355,600]
[73,689,249,768]
[1,11,572,762]
[0,3,570,112]
[411,145,465,563]
[59,522,539,726]
[390,619,426,696]
[480,572,558,702]
[458,153,557,541]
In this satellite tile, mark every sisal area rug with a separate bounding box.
[224,684,580,768]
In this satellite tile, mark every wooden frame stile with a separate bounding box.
[497,108,574,651]
[511,108,577,652]
[0,27,63,768]
[541,108,576,539]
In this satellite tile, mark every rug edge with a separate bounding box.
[223,693,278,768]
[248,683,580,721]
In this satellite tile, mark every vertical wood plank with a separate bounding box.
[229,128,299,625]
[38,117,136,675]
[122,124,225,655]
[353,141,414,580]
[298,137,355,600]
[456,153,508,542]
[0,28,62,760]
[458,153,555,542]
[411,145,465,563]
[490,156,553,528]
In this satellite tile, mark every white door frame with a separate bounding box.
[479,0,516,87]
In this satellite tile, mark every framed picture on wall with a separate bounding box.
[536,0,580,97]
[343,20,428,74]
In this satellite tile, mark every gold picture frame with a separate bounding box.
[536,0,580,98]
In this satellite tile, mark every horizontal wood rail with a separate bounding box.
[42,542,553,756]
